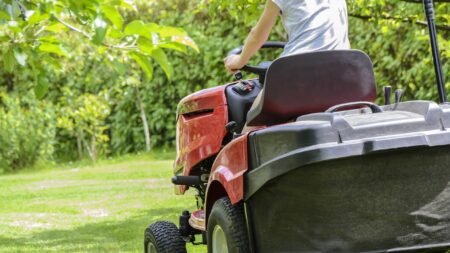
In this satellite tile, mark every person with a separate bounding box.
[224,0,351,74]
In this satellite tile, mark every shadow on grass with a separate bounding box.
[0,207,182,253]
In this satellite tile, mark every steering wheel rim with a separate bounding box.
[227,41,286,76]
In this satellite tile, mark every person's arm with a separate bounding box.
[224,0,280,73]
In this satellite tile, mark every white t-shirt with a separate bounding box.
[272,0,350,56]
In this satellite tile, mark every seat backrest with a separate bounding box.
[246,50,377,126]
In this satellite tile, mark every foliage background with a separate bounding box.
[0,0,449,172]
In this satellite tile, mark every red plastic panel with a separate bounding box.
[177,86,228,115]
[174,85,229,194]
[207,134,249,205]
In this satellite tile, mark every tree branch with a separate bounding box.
[52,14,92,39]
[349,13,450,31]
[52,14,139,50]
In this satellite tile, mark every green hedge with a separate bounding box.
[0,93,55,172]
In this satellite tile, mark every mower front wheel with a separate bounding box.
[207,197,250,253]
[144,221,187,253]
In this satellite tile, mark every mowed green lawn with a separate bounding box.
[0,153,206,253]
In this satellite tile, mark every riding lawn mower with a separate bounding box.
[144,1,450,252]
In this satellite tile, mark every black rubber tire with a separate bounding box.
[207,197,250,253]
[144,221,187,253]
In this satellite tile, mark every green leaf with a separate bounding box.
[38,36,59,43]
[129,52,153,80]
[92,17,108,45]
[172,36,199,53]
[158,26,187,37]
[124,21,159,39]
[13,49,27,66]
[38,43,68,57]
[124,20,145,35]
[159,42,187,53]
[137,37,179,78]
[108,28,123,39]
[45,23,68,33]
[150,48,173,79]
[0,10,10,20]
[35,78,49,99]
[101,5,123,29]
[137,37,154,54]
[3,48,15,73]
[9,1,22,20]
[28,11,50,25]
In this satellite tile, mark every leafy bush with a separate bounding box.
[57,91,111,162]
[0,93,55,172]
[349,12,449,102]
[0,0,198,165]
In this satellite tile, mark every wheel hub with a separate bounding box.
[147,242,157,253]
[212,225,228,253]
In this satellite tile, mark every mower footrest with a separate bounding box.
[189,210,205,231]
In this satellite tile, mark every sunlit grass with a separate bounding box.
[0,153,206,253]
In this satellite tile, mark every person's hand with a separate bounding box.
[224,55,246,74]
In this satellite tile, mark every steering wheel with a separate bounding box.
[227,41,286,76]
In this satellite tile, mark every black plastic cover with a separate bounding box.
[226,79,262,133]
[245,101,450,252]
[247,146,450,253]
[248,101,449,190]
[246,50,377,126]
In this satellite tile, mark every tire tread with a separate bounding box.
[144,221,187,253]
[208,197,250,253]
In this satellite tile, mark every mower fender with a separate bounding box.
[205,134,249,218]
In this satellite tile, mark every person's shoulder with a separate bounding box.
[272,0,306,13]
[271,0,285,13]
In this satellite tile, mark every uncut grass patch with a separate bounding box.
[0,154,206,253]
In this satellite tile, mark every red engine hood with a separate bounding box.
[174,85,230,195]
[177,85,228,116]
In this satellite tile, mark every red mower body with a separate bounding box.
[175,85,233,195]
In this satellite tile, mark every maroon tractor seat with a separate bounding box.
[246,50,377,126]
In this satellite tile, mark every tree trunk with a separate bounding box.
[90,135,97,162]
[80,129,95,162]
[76,130,83,160]
[135,86,151,151]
